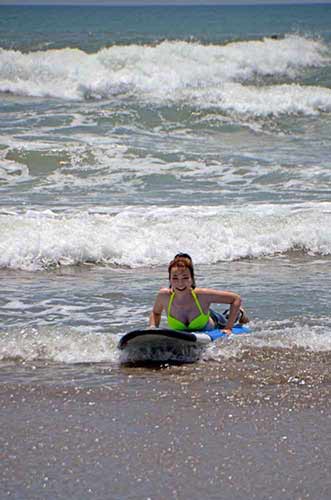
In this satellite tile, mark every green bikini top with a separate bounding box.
[167,289,210,331]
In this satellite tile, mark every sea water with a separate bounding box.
[0,5,331,498]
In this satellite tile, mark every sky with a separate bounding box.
[1,0,331,5]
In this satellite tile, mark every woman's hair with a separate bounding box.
[168,253,196,288]
[174,252,192,260]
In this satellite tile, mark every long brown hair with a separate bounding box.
[168,254,196,288]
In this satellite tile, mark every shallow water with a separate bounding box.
[1,255,330,498]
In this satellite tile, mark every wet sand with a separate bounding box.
[1,360,330,500]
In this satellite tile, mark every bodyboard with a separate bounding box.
[118,324,251,363]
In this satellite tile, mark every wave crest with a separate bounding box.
[0,204,330,271]
[1,36,330,116]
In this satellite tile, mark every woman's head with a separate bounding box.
[168,254,196,289]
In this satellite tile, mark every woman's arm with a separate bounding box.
[148,289,167,327]
[223,293,241,334]
[198,288,242,335]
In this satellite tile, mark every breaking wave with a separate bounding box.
[1,317,330,366]
[1,35,330,116]
[1,203,330,271]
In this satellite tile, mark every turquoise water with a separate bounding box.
[1,4,331,51]
[0,3,330,360]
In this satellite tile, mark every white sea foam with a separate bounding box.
[252,319,331,352]
[1,317,330,365]
[190,82,331,117]
[0,327,119,364]
[0,152,31,183]
[0,203,330,271]
[0,36,330,116]
[203,317,331,362]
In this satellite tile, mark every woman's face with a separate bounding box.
[170,266,193,291]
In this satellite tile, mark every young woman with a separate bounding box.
[149,254,249,336]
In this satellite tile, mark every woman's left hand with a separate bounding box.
[222,328,232,336]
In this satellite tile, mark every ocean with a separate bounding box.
[1,4,331,499]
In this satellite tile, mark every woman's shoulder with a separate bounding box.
[194,287,217,295]
[195,287,240,302]
[156,287,171,306]
[194,287,226,301]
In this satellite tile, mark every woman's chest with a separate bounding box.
[169,301,201,322]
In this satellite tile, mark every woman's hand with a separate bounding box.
[222,328,232,336]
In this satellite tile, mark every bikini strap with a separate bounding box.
[191,290,204,315]
[169,289,205,316]
[168,291,175,316]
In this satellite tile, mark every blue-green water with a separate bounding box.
[0,6,331,497]
[1,2,330,354]
[1,4,331,50]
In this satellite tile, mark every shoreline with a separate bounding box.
[1,369,330,499]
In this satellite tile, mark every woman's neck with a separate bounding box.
[172,287,192,302]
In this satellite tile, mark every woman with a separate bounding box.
[149,254,249,336]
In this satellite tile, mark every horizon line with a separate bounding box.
[1,0,331,5]
[1,2,331,5]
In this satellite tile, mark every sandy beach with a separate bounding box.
[1,358,330,500]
